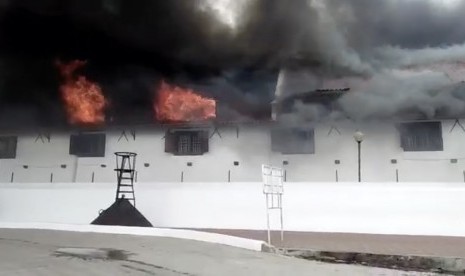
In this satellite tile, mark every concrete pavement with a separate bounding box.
[200,229,465,258]
[0,228,446,275]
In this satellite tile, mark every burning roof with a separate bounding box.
[1,1,465,129]
[155,81,216,123]
[56,60,108,125]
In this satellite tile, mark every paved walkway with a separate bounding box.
[200,229,465,258]
[0,228,444,275]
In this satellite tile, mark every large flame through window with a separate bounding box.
[56,60,107,125]
[155,81,216,122]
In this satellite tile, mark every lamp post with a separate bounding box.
[353,131,364,182]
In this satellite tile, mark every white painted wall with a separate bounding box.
[1,181,465,236]
[1,119,465,183]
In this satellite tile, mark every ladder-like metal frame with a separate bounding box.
[114,152,137,207]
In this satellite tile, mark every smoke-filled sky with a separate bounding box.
[0,0,465,127]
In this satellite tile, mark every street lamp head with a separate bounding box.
[354,131,365,143]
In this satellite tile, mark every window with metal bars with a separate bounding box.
[398,121,443,152]
[165,129,209,155]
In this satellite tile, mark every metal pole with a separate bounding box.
[357,141,361,182]
[279,194,284,242]
[266,195,271,245]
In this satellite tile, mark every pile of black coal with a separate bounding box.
[91,198,153,227]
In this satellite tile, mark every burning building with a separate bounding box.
[0,0,465,183]
[2,0,465,235]
[1,63,465,183]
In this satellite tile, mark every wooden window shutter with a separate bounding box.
[200,130,209,153]
[270,128,283,152]
[69,134,79,155]
[164,130,177,153]
[397,124,408,150]
[0,136,17,159]
[95,134,106,157]
[70,133,106,157]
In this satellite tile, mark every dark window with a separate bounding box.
[398,122,443,152]
[271,128,315,154]
[165,130,209,156]
[70,133,106,157]
[0,136,17,159]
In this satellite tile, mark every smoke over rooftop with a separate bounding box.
[0,0,464,128]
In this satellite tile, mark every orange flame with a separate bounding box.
[155,81,216,122]
[56,60,107,125]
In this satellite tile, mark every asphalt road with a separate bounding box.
[0,229,446,275]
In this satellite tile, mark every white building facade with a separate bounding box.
[1,118,465,183]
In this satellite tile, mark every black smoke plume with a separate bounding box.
[0,0,301,127]
[1,0,465,128]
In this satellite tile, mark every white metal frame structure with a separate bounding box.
[261,164,284,245]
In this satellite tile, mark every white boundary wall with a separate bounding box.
[1,182,465,236]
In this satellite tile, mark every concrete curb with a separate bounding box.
[284,249,465,274]
[0,222,266,252]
